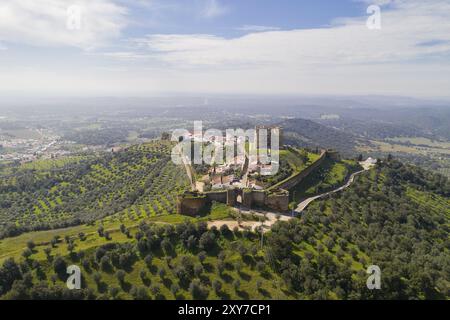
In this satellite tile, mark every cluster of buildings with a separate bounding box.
[178,126,297,215]
[192,126,283,192]
[175,123,354,217]
[0,131,71,163]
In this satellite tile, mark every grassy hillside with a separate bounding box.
[0,158,448,300]
[280,118,361,156]
[256,147,321,188]
[291,158,361,202]
[1,221,294,300]
[291,160,449,299]
[0,202,234,265]
[0,141,190,239]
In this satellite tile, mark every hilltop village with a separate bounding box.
[177,126,341,216]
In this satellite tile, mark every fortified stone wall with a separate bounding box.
[327,150,341,161]
[242,190,253,208]
[270,150,328,191]
[177,195,207,216]
[226,189,236,206]
[205,191,228,203]
[251,190,266,207]
[178,188,290,214]
[178,150,339,215]
[266,192,290,212]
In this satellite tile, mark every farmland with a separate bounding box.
[0,159,447,300]
[0,141,190,238]
[0,137,448,301]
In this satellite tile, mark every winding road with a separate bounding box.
[294,169,367,214]
[208,169,369,233]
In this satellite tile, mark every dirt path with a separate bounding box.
[207,209,291,233]
[207,169,367,233]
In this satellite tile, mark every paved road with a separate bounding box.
[295,169,367,214]
[206,170,367,233]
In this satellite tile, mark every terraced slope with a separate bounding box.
[0,157,447,300]
[0,141,190,238]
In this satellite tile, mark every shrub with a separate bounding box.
[22,248,32,259]
[199,232,216,251]
[26,240,35,250]
[144,254,153,267]
[212,280,222,293]
[53,257,67,277]
[233,279,241,291]
[93,272,101,285]
[198,251,207,264]
[194,264,204,277]
[116,270,126,284]
[256,280,263,290]
[189,279,207,299]
[109,286,119,299]
[131,285,149,300]
[256,261,265,273]
[158,267,166,279]
[170,283,180,296]
[100,255,111,271]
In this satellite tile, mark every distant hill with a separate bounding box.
[316,106,450,141]
[279,118,362,156]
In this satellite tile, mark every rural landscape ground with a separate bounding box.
[0,0,449,305]
[0,129,448,300]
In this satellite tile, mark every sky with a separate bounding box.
[0,0,449,98]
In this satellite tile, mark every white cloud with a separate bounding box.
[0,0,128,49]
[87,0,450,97]
[99,51,150,60]
[132,0,450,68]
[355,0,394,6]
[1,0,449,97]
[237,25,281,32]
[201,0,227,19]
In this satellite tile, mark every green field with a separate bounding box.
[20,156,88,171]
[0,201,234,265]
[406,188,450,219]
[387,137,450,149]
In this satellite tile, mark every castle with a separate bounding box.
[177,144,340,216]
[177,188,290,216]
